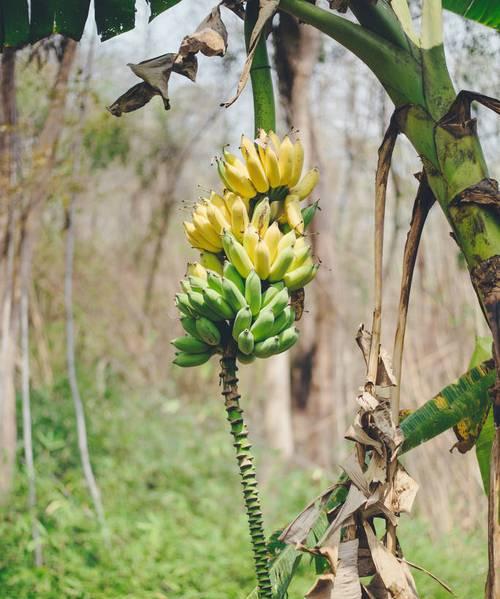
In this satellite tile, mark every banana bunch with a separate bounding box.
[172,263,300,367]
[217,131,320,205]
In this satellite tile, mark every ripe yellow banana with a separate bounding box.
[222,231,254,278]
[289,138,304,187]
[243,225,259,264]
[263,221,281,263]
[240,135,269,193]
[251,197,271,237]
[284,194,305,235]
[206,202,231,234]
[183,221,220,253]
[254,239,271,280]
[186,262,207,280]
[192,212,223,249]
[264,145,281,188]
[223,148,249,177]
[268,130,281,153]
[278,136,294,186]
[230,195,249,242]
[277,229,296,252]
[200,251,223,275]
[218,160,256,199]
[290,167,320,199]
[209,191,231,221]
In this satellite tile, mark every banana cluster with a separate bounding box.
[173,263,299,367]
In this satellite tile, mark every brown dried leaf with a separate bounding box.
[363,522,418,599]
[357,391,379,412]
[179,6,228,57]
[364,452,387,487]
[279,484,337,544]
[222,0,279,108]
[107,82,157,116]
[325,485,367,538]
[341,452,370,496]
[331,540,363,599]
[355,326,396,387]
[305,574,335,599]
[345,418,383,456]
[385,464,419,514]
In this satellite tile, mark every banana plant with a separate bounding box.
[2,0,499,597]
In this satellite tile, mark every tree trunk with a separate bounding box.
[274,14,336,466]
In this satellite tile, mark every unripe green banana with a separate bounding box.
[175,293,196,317]
[180,280,192,294]
[268,246,295,282]
[276,326,300,353]
[200,251,223,275]
[237,351,256,365]
[284,261,318,292]
[232,306,253,341]
[245,270,262,317]
[180,316,201,339]
[188,276,207,292]
[302,200,319,230]
[254,335,280,358]
[291,244,312,270]
[188,291,222,321]
[221,277,248,312]
[237,329,255,355]
[262,282,285,307]
[270,306,295,336]
[250,309,275,342]
[265,287,289,316]
[222,231,253,278]
[207,271,224,295]
[195,317,222,346]
[223,261,245,294]
[173,350,213,367]
[277,230,296,252]
[171,336,211,354]
[202,288,235,320]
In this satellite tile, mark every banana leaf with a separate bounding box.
[246,360,495,598]
[0,0,183,48]
[443,0,500,31]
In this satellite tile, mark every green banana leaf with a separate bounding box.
[0,0,182,48]
[443,0,500,30]
[246,360,495,599]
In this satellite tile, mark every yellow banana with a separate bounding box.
[243,225,260,264]
[222,231,254,278]
[224,191,249,214]
[186,262,208,280]
[284,194,304,235]
[290,167,320,199]
[254,239,271,280]
[278,136,294,186]
[264,145,281,188]
[192,212,223,249]
[200,251,224,275]
[209,191,231,221]
[263,221,281,263]
[291,242,312,269]
[230,195,249,242]
[268,130,281,153]
[183,222,220,253]
[289,138,304,187]
[219,160,256,199]
[277,229,296,252]
[257,129,268,162]
[241,135,269,193]
[223,148,249,177]
[206,202,231,234]
[251,197,271,237]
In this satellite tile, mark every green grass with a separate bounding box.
[0,373,487,598]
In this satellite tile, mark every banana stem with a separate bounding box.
[219,348,272,598]
[245,0,276,135]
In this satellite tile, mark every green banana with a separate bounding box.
[245,270,262,317]
[276,326,300,353]
[232,306,253,341]
[284,262,319,292]
[292,244,312,269]
[207,271,224,295]
[261,282,284,307]
[303,200,319,230]
[222,232,253,278]
[173,351,213,367]
[171,336,211,354]
[268,246,295,282]
[203,288,234,320]
[180,316,201,339]
[237,351,256,365]
[195,317,221,346]
[175,293,196,318]
[223,261,245,294]
[188,276,207,292]
[200,251,223,275]
[250,309,275,342]
[237,329,255,355]
[222,277,247,312]
[254,336,280,358]
[265,287,289,316]
[188,291,222,321]
[270,306,295,336]
[180,280,192,294]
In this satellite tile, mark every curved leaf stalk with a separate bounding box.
[245,0,276,135]
[220,350,272,598]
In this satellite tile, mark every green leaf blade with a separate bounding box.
[2,0,30,47]
[443,0,500,30]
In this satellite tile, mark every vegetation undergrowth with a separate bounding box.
[0,370,486,599]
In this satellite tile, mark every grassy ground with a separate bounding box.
[0,373,487,598]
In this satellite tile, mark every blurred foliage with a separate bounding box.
[0,371,487,598]
[83,112,130,170]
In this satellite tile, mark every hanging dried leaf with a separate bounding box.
[107,82,158,116]
[179,6,228,57]
[345,418,383,456]
[222,0,279,108]
[305,574,335,599]
[331,540,362,599]
[323,485,367,539]
[356,326,397,387]
[341,452,370,496]
[383,464,418,515]
[357,391,379,412]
